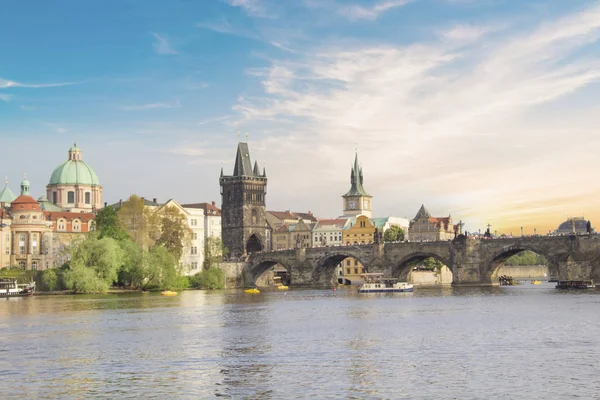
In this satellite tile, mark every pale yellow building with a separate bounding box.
[408,205,456,242]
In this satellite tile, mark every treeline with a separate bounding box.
[504,250,548,266]
[3,195,226,293]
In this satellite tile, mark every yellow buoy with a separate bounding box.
[161,290,178,296]
[244,288,260,294]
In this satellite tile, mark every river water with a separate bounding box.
[1,283,599,399]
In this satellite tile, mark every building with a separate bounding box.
[342,152,372,218]
[408,205,456,242]
[312,219,345,247]
[0,178,17,208]
[0,178,95,270]
[181,201,222,239]
[555,217,593,235]
[267,210,317,231]
[272,219,313,250]
[220,142,268,257]
[46,143,103,212]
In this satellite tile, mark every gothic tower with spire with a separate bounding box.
[342,152,372,218]
[220,142,268,257]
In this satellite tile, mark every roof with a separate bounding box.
[44,211,95,222]
[557,217,590,233]
[268,210,317,222]
[48,145,100,186]
[0,181,16,203]
[343,152,370,197]
[10,194,41,211]
[181,202,221,216]
[413,204,431,220]
[37,195,64,212]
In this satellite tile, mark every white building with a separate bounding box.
[160,199,205,276]
[312,219,346,247]
[182,202,222,239]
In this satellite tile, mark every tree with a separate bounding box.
[203,237,228,270]
[190,268,225,290]
[422,257,445,270]
[63,235,124,293]
[95,206,129,241]
[154,205,192,261]
[40,269,58,291]
[117,195,157,249]
[384,226,405,242]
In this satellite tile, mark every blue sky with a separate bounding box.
[1,0,600,233]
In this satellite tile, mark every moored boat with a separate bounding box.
[358,273,413,293]
[556,280,595,289]
[161,290,177,296]
[531,280,542,285]
[244,288,260,294]
[0,279,35,298]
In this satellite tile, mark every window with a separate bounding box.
[346,268,350,275]
[191,246,197,255]
[32,261,38,271]
[346,260,351,266]
[191,262,198,269]
[5,234,10,242]
[19,261,26,268]
[191,219,197,226]
[354,259,358,266]
[52,191,57,204]
[73,220,81,232]
[32,234,37,255]
[85,192,91,204]
[192,233,197,240]
[354,268,358,274]
[19,234,25,255]
[67,191,75,203]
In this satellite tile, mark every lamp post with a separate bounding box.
[534,228,537,236]
[521,226,524,237]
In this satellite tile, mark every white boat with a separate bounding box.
[0,278,36,298]
[358,273,413,293]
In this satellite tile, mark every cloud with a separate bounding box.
[232,2,600,231]
[339,0,411,20]
[441,24,494,42]
[121,101,181,111]
[224,0,274,18]
[0,94,12,102]
[45,123,67,134]
[0,78,75,89]
[151,32,178,55]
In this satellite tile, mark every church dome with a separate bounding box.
[48,143,100,186]
[556,217,590,234]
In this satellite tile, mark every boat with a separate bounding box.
[161,290,177,296]
[244,288,260,294]
[556,280,595,289]
[276,285,288,290]
[0,279,36,298]
[358,273,413,293]
[531,280,542,285]
[273,276,288,290]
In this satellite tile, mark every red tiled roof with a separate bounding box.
[317,218,346,226]
[268,210,317,221]
[44,211,95,222]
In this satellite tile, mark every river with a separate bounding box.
[1,283,599,399]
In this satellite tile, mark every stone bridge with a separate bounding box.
[244,235,600,287]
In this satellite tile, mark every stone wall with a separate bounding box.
[219,262,246,288]
[496,265,549,279]
[409,266,453,286]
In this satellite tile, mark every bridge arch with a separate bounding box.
[312,249,370,286]
[483,244,559,284]
[391,252,453,283]
[245,256,292,287]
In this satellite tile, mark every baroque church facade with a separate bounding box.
[0,143,99,270]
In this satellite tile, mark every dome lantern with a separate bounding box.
[20,174,30,196]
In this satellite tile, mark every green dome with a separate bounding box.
[49,160,100,186]
[48,144,101,186]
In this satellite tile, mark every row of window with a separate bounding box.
[52,191,93,205]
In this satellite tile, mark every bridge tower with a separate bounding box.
[342,152,372,218]
[220,142,268,258]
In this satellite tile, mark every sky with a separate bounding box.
[1,0,600,235]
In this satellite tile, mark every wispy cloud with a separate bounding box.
[339,0,411,20]
[0,94,12,102]
[225,0,274,18]
[233,2,600,230]
[45,122,67,134]
[0,78,75,89]
[151,32,178,55]
[121,101,181,111]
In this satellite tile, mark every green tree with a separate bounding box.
[422,257,445,270]
[117,239,146,289]
[40,269,58,291]
[384,226,405,242]
[203,237,228,270]
[155,206,192,261]
[63,235,124,293]
[143,245,186,290]
[95,206,129,241]
[190,268,225,290]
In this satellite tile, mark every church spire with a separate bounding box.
[20,174,30,196]
[253,160,260,176]
[343,151,369,197]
